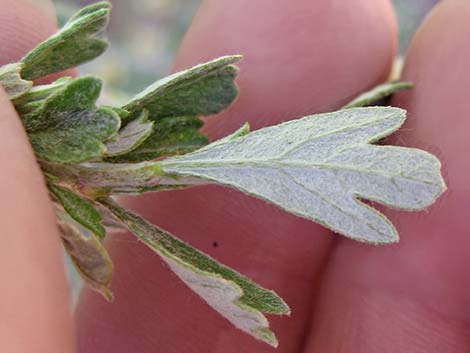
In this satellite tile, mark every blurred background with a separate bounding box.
[52,0,439,100]
[52,0,440,295]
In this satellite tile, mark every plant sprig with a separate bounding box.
[0,2,446,347]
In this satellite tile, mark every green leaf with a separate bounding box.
[161,107,446,244]
[106,116,208,162]
[24,77,120,163]
[104,110,154,157]
[100,198,289,347]
[20,1,111,80]
[343,82,413,109]
[122,56,241,121]
[58,221,113,301]
[13,77,72,115]
[197,122,250,151]
[0,63,32,99]
[50,184,106,239]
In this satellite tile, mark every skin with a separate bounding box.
[0,0,469,352]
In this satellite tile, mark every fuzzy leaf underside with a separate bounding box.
[161,107,446,244]
[106,116,208,162]
[0,63,32,99]
[122,56,241,121]
[58,221,113,300]
[104,110,154,157]
[50,184,106,239]
[1,1,447,348]
[20,2,110,80]
[42,161,194,197]
[343,82,413,109]
[24,77,120,163]
[101,198,289,347]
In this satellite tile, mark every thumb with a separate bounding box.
[0,1,74,352]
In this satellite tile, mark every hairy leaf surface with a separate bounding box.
[13,77,72,115]
[24,77,120,163]
[122,56,241,121]
[162,107,446,244]
[343,82,413,109]
[42,161,192,196]
[59,221,113,300]
[50,184,106,239]
[20,2,110,80]
[104,110,154,157]
[101,198,289,347]
[0,63,32,99]
[106,116,207,162]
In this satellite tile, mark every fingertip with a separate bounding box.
[175,0,398,139]
[0,87,75,353]
[393,0,470,188]
[0,0,57,66]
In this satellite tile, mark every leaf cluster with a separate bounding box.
[0,2,446,347]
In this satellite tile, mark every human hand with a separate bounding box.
[2,1,469,353]
[0,1,74,352]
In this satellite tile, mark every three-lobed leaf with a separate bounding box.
[122,55,241,122]
[24,77,120,163]
[107,56,242,162]
[101,198,289,347]
[161,107,446,244]
[20,2,110,80]
[0,1,449,347]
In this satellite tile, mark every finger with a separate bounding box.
[0,0,75,81]
[304,1,470,352]
[76,1,397,352]
[0,1,74,352]
[0,0,56,65]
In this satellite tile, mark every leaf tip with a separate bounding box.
[224,54,243,63]
[252,328,279,348]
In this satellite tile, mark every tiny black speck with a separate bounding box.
[212,241,219,248]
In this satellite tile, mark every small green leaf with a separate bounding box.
[50,184,106,239]
[343,82,413,109]
[122,56,241,121]
[13,77,72,115]
[161,107,446,244]
[0,63,32,99]
[104,110,154,157]
[24,77,120,163]
[197,122,250,151]
[100,198,289,347]
[106,116,208,162]
[58,221,113,301]
[20,2,111,80]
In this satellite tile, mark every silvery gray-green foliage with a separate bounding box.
[161,107,445,244]
[101,198,289,347]
[343,81,413,108]
[25,77,121,163]
[0,2,446,348]
[20,1,110,80]
[0,63,32,99]
[58,220,113,301]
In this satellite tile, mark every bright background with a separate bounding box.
[53,0,439,98]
